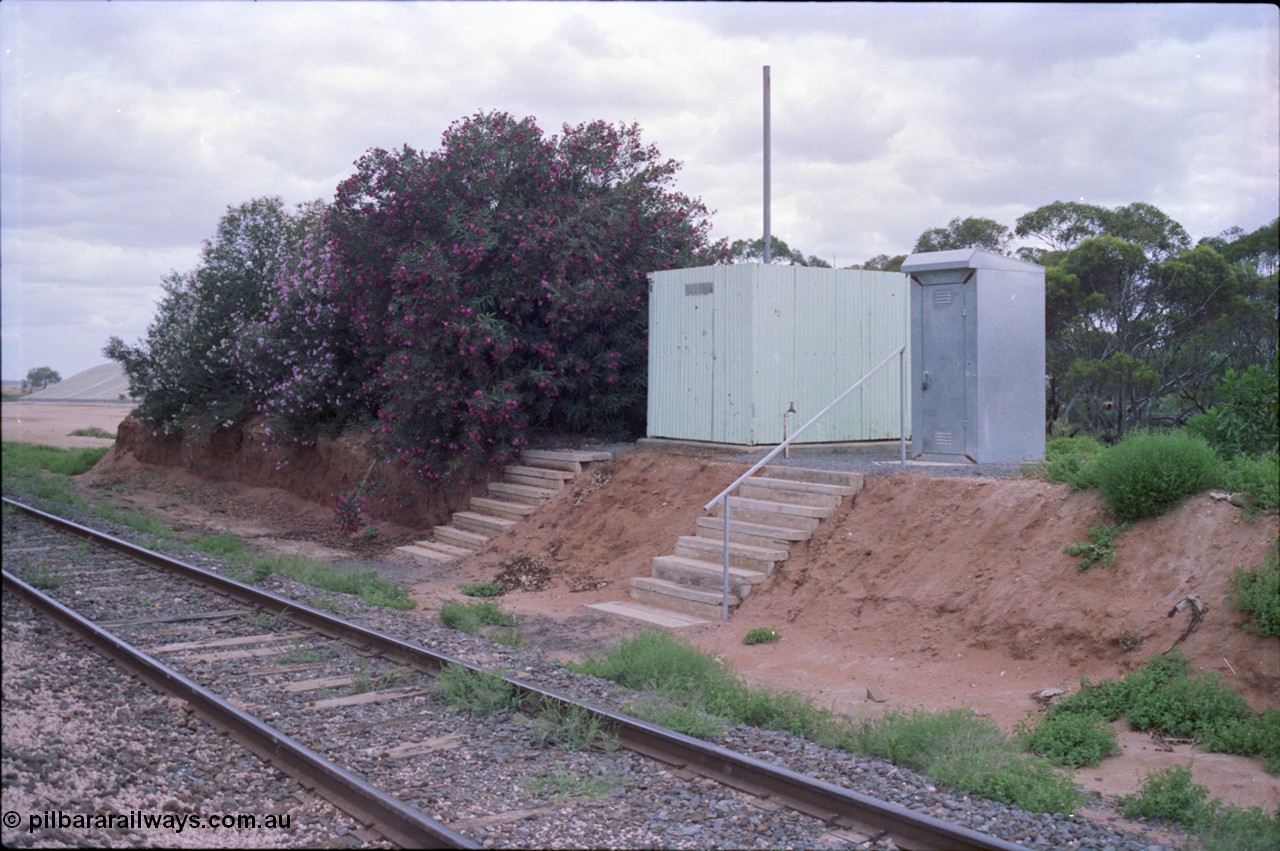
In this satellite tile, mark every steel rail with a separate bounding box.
[1,568,478,850]
[4,497,1025,851]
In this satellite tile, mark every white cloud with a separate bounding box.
[1,1,1275,378]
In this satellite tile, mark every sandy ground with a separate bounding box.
[2,401,131,448]
[8,402,1279,821]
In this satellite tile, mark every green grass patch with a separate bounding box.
[743,626,780,645]
[1226,541,1280,638]
[437,599,516,634]
[69,426,115,439]
[524,697,615,752]
[433,665,521,715]
[2,441,108,507]
[458,580,505,598]
[522,766,622,805]
[852,708,1085,814]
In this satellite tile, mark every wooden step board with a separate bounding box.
[395,449,612,567]
[611,464,859,623]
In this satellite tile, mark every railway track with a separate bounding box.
[4,496,1028,850]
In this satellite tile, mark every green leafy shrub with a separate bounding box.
[1219,452,1280,514]
[1120,763,1208,825]
[1042,435,1106,488]
[1185,358,1279,459]
[1123,658,1253,739]
[1227,541,1280,638]
[1091,430,1220,522]
[1017,712,1120,768]
[1062,522,1127,570]
[1199,707,1280,775]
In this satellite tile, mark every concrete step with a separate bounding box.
[737,480,843,510]
[469,496,538,520]
[487,481,558,504]
[452,511,517,536]
[432,525,490,550]
[695,515,812,545]
[673,536,788,572]
[629,576,740,618]
[651,555,767,597]
[757,465,864,494]
[522,448,612,465]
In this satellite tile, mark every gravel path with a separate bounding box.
[3,493,1190,850]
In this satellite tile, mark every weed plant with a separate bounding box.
[1062,523,1127,571]
[524,698,614,752]
[523,766,621,804]
[69,426,115,439]
[437,599,515,634]
[1226,541,1280,638]
[1090,430,1220,522]
[2,442,108,506]
[458,580,505,598]
[1050,652,1276,772]
[433,665,520,715]
[743,626,780,645]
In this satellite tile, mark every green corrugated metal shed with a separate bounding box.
[647,264,909,445]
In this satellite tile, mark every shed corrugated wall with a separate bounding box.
[648,265,909,445]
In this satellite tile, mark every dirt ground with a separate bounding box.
[6,402,1279,819]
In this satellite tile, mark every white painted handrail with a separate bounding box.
[705,346,907,619]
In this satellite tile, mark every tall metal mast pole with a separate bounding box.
[763,65,771,264]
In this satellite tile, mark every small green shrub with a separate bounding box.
[1123,658,1252,739]
[1091,430,1220,522]
[1062,522,1127,571]
[1194,799,1280,851]
[459,580,505,598]
[1042,435,1106,488]
[523,766,621,804]
[437,599,515,634]
[1017,711,1120,768]
[624,698,726,739]
[743,626,780,645]
[1199,708,1280,775]
[1120,763,1208,825]
[1226,541,1280,637]
[69,426,115,439]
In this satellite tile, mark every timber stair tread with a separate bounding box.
[599,465,858,623]
[396,450,613,567]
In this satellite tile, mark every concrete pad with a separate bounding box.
[586,600,709,628]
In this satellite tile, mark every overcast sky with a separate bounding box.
[2,2,1276,380]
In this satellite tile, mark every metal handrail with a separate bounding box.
[704,345,907,619]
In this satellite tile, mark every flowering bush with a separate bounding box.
[320,111,721,481]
